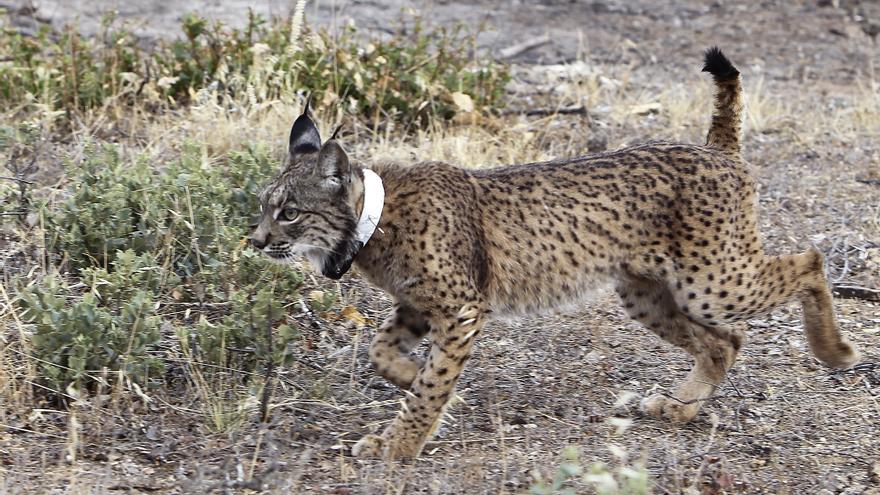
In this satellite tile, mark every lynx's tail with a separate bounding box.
[702,47,743,155]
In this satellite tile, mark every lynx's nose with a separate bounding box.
[249,229,269,250]
[249,236,268,250]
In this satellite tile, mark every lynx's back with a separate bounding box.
[470,143,757,317]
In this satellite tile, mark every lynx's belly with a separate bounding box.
[481,229,622,318]
[486,270,616,318]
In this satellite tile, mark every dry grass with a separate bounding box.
[152,59,880,181]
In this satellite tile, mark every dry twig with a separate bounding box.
[833,284,880,302]
[498,33,551,59]
[501,104,588,117]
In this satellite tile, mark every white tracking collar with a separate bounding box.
[355,169,384,246]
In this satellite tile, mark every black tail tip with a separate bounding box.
[702,47,739,80]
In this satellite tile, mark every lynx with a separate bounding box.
[250,48,860,460]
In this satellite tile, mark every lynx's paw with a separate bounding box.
[817,340,861,370]
[457,304,483,326]
[351,434,384,458]
[351,431,422,460]
[640,393,702,423]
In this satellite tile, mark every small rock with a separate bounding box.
[587,132,608,152]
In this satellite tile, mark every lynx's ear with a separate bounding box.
[289,99,321,155]
[315,140,350,190]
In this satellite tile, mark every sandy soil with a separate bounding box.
[2,1,879,494]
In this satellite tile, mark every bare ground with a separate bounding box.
[1,1,879,494]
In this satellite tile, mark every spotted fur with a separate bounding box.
[252,48,860,460]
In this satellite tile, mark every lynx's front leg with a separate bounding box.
[368,304,430,389]
[353,303,486,460]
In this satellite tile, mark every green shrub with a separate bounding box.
[0,122,40,221]
[531,446,585,495]
[0,12,143,116]
[191,284,300,372]
[46,146,159,270]
[33,143,305,394]
[81,249,178,304]
[294,17,510,127]
[44,143,274,278]
[17,274,162,392]
[0,8,508,127]
[531,446,650,495]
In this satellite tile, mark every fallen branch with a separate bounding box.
[658,391,768,406]
[849,362,878,372]
[833,284,880,302]
[108,484,166,492]
[501,104,588,117]
[658,376,768,406]
[498,33,551,59]
[855,177,880,186]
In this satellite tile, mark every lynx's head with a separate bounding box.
[251,103,362,279]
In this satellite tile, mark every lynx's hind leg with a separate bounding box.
[617,276,745,422]
[791,249,859,368]
[672,248,859,369]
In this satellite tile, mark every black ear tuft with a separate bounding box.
[289,100,321,154]
[329,123,343,141]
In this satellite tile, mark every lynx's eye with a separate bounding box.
[280,206,301,223]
